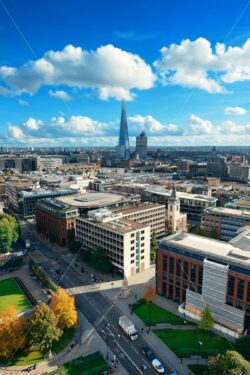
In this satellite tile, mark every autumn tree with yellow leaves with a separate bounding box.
[144,282,156,327]
[50,288,78,329]
[0,305,27,358]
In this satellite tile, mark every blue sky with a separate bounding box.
[1,0,250,147]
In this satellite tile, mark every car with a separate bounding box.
[141,346,155,361]
[152,359,165,374]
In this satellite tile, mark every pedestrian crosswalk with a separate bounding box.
[31,250,47,264]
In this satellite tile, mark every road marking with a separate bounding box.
[95,307,101,314]
[115,340,143,375]
[131,346,139,354]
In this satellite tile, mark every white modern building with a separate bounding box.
[76,209,150,277]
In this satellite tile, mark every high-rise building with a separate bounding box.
[116,101,130,160]
[136,131,147,159]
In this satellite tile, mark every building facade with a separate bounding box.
[111,202,166,238]
[36,199,79,246]
[201,207,250,241]
[36,156,63,172]
[157,231,250,333]
[76,210,150,277]
[167,186,187,234]
[136,131,147,159]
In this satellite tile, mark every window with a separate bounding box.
[169,256,174,274]
[131,240,134,244]
[184,261,189,280]
[131,259,135,264]
[198,267,203,284]
[237,279,245,300]
[176,260,181,276]
[191,264,196,282]
[228,276,235,296]
[163,255,167,272]
[131,233,135,237]
[141,256,144,260]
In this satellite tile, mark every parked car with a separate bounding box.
[152,359,165,374]
[141,346,155,361]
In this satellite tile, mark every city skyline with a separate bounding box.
[1,1,250,146]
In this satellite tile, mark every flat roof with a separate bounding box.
[161,232,250,269]
[111,202,165,215]
[57,192,128,208]
[234,199,250,208]
[77,216,147,234]
[204,206,250,217]
[21,188,75,197]
[145,188,217,203]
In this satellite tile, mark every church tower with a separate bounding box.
[167,184,180,233]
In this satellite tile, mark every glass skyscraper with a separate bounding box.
[116,101,130,160]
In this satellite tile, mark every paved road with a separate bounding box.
[22,225,175,375]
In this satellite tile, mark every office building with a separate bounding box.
[116,101,130,160]
[144,188,217,221]
[0,157,36,172]
[111,202,166,238]
[156,230,250,335]
[57,192,140,215]
[136,131,147,159]
[36,199,79,246]
[76,209,150,277]
[36,156,63,172]
[201,206,250,241]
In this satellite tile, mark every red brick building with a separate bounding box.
[36,199,79,246]
[157,231,250,334]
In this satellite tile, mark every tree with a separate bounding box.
[150,230,157,262]
[192,227,205,236]
[199,305,214,331]
[208,229,219,239]
[50,288,78,330]
[205,351,250,375]
[69,240,82,253]
[0,305,27,358]
[234,335,250,360]
[90,247,113,273]
[28,304,62,350]
[0,213,19,253]
[144,282,156,326]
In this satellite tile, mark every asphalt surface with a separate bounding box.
[22,224,173,375]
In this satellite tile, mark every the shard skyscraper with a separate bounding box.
[116,101,130,160]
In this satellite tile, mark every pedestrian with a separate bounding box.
[130,309,133,315]
[141,327,144,334]
[147,328,150,334]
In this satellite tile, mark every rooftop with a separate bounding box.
[111,202,165,215]
[161,232,250,269]
[37,198,77,212]
[57,192,129,208]
[203,206,250,217]
[77,216,147,234]
[145,187,217,202]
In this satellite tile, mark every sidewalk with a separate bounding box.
[101,271,192,375]
[0,312,128,375]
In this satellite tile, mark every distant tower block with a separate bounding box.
[136,131,147,159]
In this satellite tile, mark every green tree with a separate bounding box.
[199,305,214,331]
[81,249,91,262]
[208,229,219,239]
[28,304,62,350]
[234,335,250,360]
[0,213,19,253]
[90,247,112,273]
[205,351,250,375]
[69,240,82,253]
[150,230,157,262]
[192,227,205,236]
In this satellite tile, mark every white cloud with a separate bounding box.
[48,90,72,101]
[224,106,247,115]
[153,37,250,93]
[128,115,181,135]
[22,117,43,130]
[18,99,29,106]
[187,114,216,134]
[0,44,155,100]
[8,125,26,141]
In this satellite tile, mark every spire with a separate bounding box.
[117,100,130,160]
[171,183,177,199]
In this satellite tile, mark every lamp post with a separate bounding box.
[149,300,152,329]
[197,340,203,370]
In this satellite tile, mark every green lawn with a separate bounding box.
[133,301,186,325]
[0,278,31,315]
[154,329,232,358]
[188,365,208,375]
[0,327,75,366]
[61,352,109,375]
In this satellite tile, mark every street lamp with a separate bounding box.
[104,324,110,360]
[197,341,203,370]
